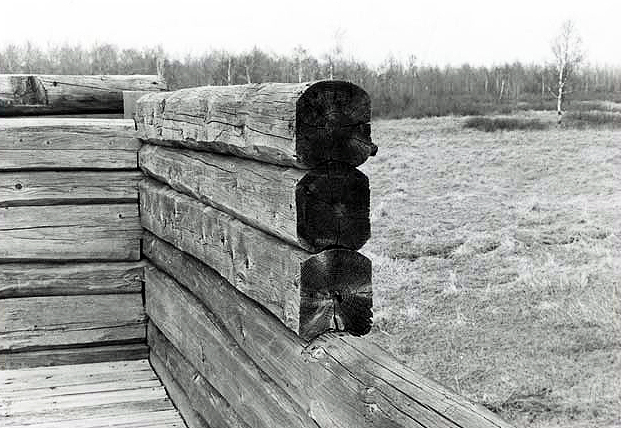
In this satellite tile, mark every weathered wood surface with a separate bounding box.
[0,344,148,369]
[0,294,145,352]
[0,171,141,206]
[0,74,166,116]
[139,145,370,252]
[0,118,139,170]
[149,323,250,428]
[145,254,514,428]
[141,181,372,338]
[136,80,376,168]
[0,261,146,298]
[0,359,186,427]
[0,203,142,261]
[123,91,153,119]
[150,349,218,428]
[145,268,318,428]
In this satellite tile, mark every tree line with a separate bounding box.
[1,42,620,118]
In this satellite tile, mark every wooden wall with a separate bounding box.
[0,75,165,369]
[139,82,513,428]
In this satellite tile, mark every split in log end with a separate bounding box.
[299,249,372,340]
[296,163,370,251]
[296,80,376,167]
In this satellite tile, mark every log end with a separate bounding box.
[296,81,376,168]
[296,163,370,252]
[299,249,372,340]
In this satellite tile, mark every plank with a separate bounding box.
[0,74,166,116]
[0,261,146,298]
[141,181,372,338]
[149,324,249,428]
[144,268,318,428]
[139,145,370,252]
[0,203,142,261]
[0,171,142,207]
[0,294,145,352]
[3,411,185,428]
[0,344,149,369]
[136,81,376,168]
[0,118,139,170]
[150,351,215,428]
[144,258,514,428]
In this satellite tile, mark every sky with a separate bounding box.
[1,0,620,67]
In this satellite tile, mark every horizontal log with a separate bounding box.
[145,248,514,428]
[0,171,141,207]
[0,261,146,298]
[0,294,146,352]
[141,180,372,338]
[0,74,166,116]
[139,145,369,252]
[149,331,241,428]
[0,344,149,369]
[145,267,318,428]
[0,203,142,261]
[149,352,211,428]
[136,80,376,168]
[0,118,139,170]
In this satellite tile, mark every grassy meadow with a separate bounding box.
[360,110,621,427]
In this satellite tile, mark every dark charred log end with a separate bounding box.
[296,81,373,168]
[299,249,372,340]
[296,163,370,252]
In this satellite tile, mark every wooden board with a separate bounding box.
[144,260,514,428]
[141,181,372,338]
[0,74,166,116]
[136,81,375,168]
[139,145,370,252]
[149,324,249,428]
[145,268,317,428]
[0,344,149,369]
[0,294,145,352]
[0,203,142,261]
[0,118,140,170]
[0,261,146,298]
[0,171,141,207]
[1,359,186,427]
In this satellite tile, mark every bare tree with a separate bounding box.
[551,20,584,124]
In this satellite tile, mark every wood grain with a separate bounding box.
[141,181,372,338]
[0,118,139,170]
[0,344,148,369]
[1,359,185,427]
[150,350,220,428]
[0,294,146,352]
[149,323,250,428]
[0,261,146,298]
[0,203,142,261]
[0,171,141,206]
[145,267,317,428]
[139,145,369,252]
[0,74,166,116]
[123,91,153,119]
[144,256,514,428]
[136,81,375,168]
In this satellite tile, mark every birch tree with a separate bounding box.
[551,20,584,124]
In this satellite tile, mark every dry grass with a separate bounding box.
[360,111,621,428]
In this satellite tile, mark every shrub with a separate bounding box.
[564,111,621,128]
[463,116,548,132]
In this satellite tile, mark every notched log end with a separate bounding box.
[296,163,370,252]
[296,80,375,168]
[299,249,372,340]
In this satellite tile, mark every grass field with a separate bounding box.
[360,111,620,427]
